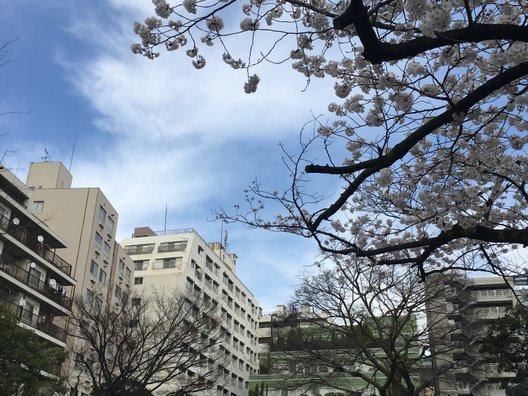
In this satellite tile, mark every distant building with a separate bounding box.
[122,226,261,396]
[0,164,76,350]
[427,276,519,396]
[25,161,135,395]
[253,305,421,396]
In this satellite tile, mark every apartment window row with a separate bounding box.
[85,289,102,311]
[89,260,107,285]
[474,305,510,315]
[152,257,183,270]
[133,257,184,271]
[191,246,259,323]
[186,245,259,352]
[98,205,115,234]
[479,288,512,297]
[94,231,112,259]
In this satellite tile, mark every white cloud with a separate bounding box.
[53,0,330,307]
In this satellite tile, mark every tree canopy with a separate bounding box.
[481,304,528,387]
[134,0,528,278]
[0,304,67,396]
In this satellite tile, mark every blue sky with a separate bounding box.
[0,0,338,311]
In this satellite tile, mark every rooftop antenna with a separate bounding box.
[41,149,52,162]
[68,140,76,171]
[223,229,229,250]
[1,149,15,164]
[163,204,168,234]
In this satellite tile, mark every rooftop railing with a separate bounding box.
[0,213,72,277]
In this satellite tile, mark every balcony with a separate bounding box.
[0,255,73,311]
[0,214,72,277]
[124,244,155,255]
[158,241,187,253]
[0,296,68,342]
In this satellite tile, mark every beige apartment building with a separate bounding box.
[122,227,261,396]
[427,276,518,396]
[0,165,76,352]
[25,161,135,394]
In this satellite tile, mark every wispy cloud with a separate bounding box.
[5,0,331,307]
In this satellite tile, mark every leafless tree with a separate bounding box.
[69,290,226,396]
[262,257,465,396]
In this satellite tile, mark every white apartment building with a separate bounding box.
[122,227,261,396]
[427,276,518,396]
[0,165,76,350]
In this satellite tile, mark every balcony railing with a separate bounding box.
[0,255,73,311]
[157,241,187,253]
[124,244,155,255]
[0,296,68,342]
[0,214,72,277]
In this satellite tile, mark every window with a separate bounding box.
[28,266,42,289]
[90,261,98,279]
[206,256,213,270]
[152,257,183,269]
[32,201,44,214]
[99,269,107,285]
[134,277,143,285]
[164,258,179,269]
[103,242,111,259]
[119,259,126,277]
[94,232,103,248]
[125,268,132,284]
[115,285,122,300]
[85,289,94,304]
[98,206,106,224]
[0,206,5,217]
[131,297,141,306]
[106,216,114,233]
[134,260,147,271]
[74,353,85,370]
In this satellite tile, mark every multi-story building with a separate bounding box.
[427,276,519,396]
[24,161,135,394]
[253,304,422,396]
[0,164,76,349]
[121,226,261,396]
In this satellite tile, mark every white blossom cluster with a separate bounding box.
[133,0,528,273]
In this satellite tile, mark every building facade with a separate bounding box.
[25,161,135,394]
[122,227,261,396]
[427,276,518,396]
[0,165,76,349]
[252,305,422,396]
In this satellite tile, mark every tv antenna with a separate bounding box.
[41,149,52,162]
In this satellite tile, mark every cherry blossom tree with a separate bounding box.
[133,0,528,278]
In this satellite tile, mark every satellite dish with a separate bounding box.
[37,235,44,243]
[12,218,19,225]
[30,262,36,268]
